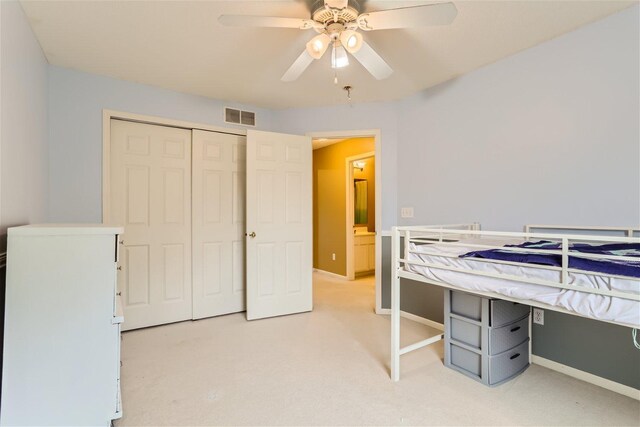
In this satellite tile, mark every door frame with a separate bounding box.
[101,109,245,223]
[345,151,375,281]
[306,129,383,314]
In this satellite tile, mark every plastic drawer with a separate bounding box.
[449,343,481,379]
[488,339,530,385]
[450,317,481,349]
[489,315,529,355]
[450,291,482,321]
[490,299,530,327]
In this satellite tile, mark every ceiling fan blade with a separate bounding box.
[358,2,457,31]
[351,40,393,80]
[325,0,349,9]
[281,50,315,82]
[219,15,314,29]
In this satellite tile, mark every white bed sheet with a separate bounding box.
[405,239,640,328]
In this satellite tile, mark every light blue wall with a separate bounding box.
[395,5,640,232]
[40,3,640,387]
[0,1,49,235]
[381,5,640,388]
[48,66,276,223]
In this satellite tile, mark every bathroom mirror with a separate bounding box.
[354,179,368,225]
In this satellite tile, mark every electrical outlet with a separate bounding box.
[332,253,336,261]
[533,308,544,325]
[401,207,414,218]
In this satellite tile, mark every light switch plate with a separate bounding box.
[401,207,414,218]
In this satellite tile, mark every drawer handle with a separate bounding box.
[510,326,521,333]
[510,353,521,360]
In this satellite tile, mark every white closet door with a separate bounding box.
[110,120,192,331]
[246,130,312,320]
[192,130,246,319]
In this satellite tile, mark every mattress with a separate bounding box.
[405,238,640,328]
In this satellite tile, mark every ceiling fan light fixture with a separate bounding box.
[331,42,349,69]
[306,34,330,59]
[339,30,363,53]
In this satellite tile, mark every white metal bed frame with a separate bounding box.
[390,223,640,382]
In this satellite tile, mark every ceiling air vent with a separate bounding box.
[224,107,256,127]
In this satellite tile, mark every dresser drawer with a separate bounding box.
[450,317,481,350]
[449,343,481,380]
[450,314,530,355]
[449,339,530,386]
[489,315,529,355]
[488,339,529,385]
[450,291,482,321]
[490,299,530,327]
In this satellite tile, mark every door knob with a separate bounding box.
[247,232,256,238]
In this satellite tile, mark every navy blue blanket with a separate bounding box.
[460,240,640,279]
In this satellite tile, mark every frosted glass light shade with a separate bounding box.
[306,34,331,60]
[331,44,349,68]
[340,30,363,53]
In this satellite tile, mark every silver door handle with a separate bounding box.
[246,232,256,238]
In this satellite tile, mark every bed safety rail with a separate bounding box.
[390,223,640,382]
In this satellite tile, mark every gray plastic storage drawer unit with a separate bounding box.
[444,290,531,386]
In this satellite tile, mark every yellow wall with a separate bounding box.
[313,137,375,276]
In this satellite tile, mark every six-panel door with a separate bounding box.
[110,120,193,330]
[245,130,313,320]
[110,120,312,328]
[192,129,247,319]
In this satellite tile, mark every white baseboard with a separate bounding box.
[531,355,640,400]
[376,309,637,400]
[399,311,444,331]
[313,268,348,280]
[375,308,444,331]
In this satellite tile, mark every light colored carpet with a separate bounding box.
[116,273,639,426]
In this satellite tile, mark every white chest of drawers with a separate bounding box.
[1,224,124,426]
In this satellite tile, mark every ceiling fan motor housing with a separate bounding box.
[309,0,363,25]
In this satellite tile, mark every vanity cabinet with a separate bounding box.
[354,233,375,274]
[1,224,124,426]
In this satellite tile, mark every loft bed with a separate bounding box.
[390,223,640,382]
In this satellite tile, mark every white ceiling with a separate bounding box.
[20,0,634,109]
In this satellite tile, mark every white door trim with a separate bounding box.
[306,129,382,314]
[102,109,245,223]
[345,151,375,281]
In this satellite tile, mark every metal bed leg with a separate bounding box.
[391,227,401,381]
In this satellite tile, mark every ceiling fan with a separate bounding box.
[219,0,457,82]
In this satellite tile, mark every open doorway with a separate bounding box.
[310,134,380,312]
[346,152,375,280]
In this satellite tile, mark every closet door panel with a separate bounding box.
[245,130,312,321]
[110,120,192,330]
[192,130,246,319]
